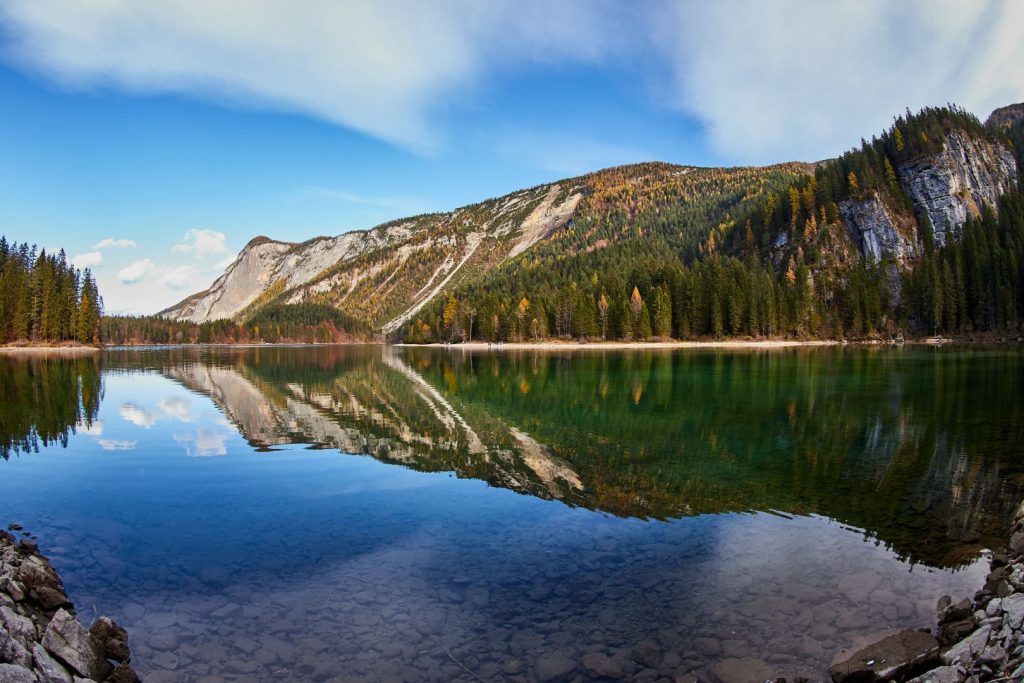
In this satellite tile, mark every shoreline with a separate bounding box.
[0,527,139,682]
[0,345,100,355]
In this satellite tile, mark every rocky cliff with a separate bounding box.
[160,162,810,331]
[161,182,585,329]
[898,129,1018,248]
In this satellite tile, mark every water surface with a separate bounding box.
[2,345,1022,682]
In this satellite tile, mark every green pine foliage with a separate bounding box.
[402,105,1022,343]
[101,302,373,344]
[0,237,101,344]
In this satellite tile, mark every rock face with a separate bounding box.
[897,129,1018,248]
[160,181,584,331]
[839,192,921,265]
[0,529,139,683]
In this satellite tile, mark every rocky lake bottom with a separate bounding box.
[2,345,1022,681]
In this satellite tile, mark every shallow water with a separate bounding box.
[2,345,1023,682]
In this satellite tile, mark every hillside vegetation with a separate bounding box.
[135,103,1024,344]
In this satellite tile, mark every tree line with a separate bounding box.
[0,237,102,345]
[101,302,374,344]
[404,105,1022,343]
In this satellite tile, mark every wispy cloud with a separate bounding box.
[656,0,1024,162]
[97,439,137,451]
[117,258,154,284]
[172,229,228,258]
[119,402,155,428]
[93,238,137,249]
[0,1,620,152]
[71,251,102,268]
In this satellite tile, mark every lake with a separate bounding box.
[2,345,1023,682]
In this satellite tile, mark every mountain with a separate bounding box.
[160,103,1023,341]
[986,102,1024,130]
[160,162,810,331]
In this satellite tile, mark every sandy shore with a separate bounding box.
[398,339,843,351]
[0,345,100,355]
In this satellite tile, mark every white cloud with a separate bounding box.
[119,402,156,428]
[159,396,193,423]
[93,238,137,249]
[158,264,199,290]
[71,251,102,268]
[494,132,653,176]
[0,0,620,151]
[174,428,230,457]
[97,439,137,451]
[172,229,228,258]
[657,0,1024,162]
[117,258,155,284]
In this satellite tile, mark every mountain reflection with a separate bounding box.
[5,345,1024,568]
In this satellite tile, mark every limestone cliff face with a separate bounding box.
[898,129,1018,247]
[839,192,920,265]
[161,182,582,328]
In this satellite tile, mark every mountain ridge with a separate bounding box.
[158,103,1023,342]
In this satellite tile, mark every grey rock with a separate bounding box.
[40,609,111,681]
[30,645,71,683]
[0,607,36,644]
[899,129,1018,247]
[534,654,576,682]
[941,625,991,666]
[0,663,39,683]
[0,628,31,668]
[985,598,1002,618]
[1002,593,1024,629]
[580,652,624,679]
[977,643,1007,665]
[906,665,961,683]
[829,629,940,682]
[839,192,920,265]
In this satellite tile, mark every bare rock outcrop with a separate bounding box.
[897,130,1018,248]
[839,191,921,265]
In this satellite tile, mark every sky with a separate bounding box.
[0,1,1022,315]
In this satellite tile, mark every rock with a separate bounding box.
[106,663,141,683]
[535,654,576,682]
[0,663,39,683]
[0,628,31,667]
[630,640,662,668]
[984,598,1002,618]
[1001,593,1024,629]
[977,643,1006,665]
[899,129,1018,247]
[905,665,960,683]
[14,557,67,609]
[839,195,919,265]
[709,657,773,683]
[87,617,129,662]
[40,609,111,681]
[581,652,625,679]
[828,629,939,682]
[30,644,71,683]
[1,606,37,643]
[941,624,991,666]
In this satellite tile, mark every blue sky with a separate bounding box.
[0,1,1021,314]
